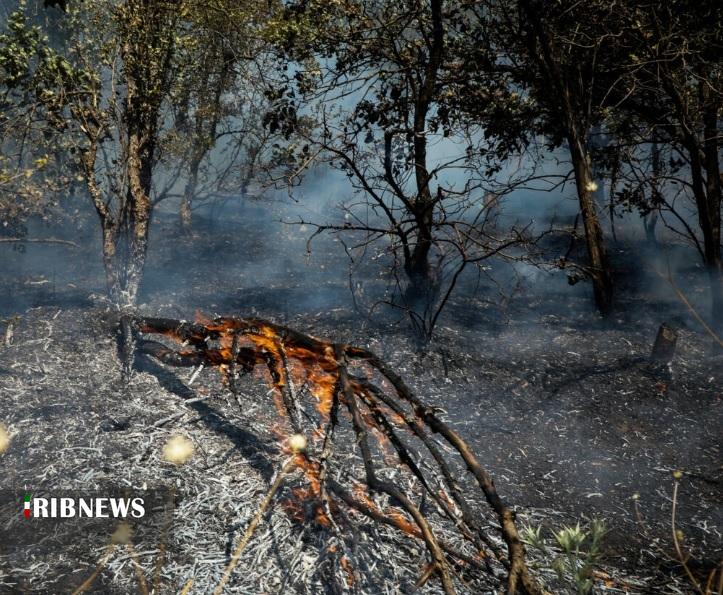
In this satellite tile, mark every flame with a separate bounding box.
[340,556,354,586]
[386,510,419,536]
[194,310,214,326]
[137,316,394,533]
[281,483,331,528]
[276,455,333,527]
[283,485,331,527]
[351,482,419,537]
[137,315,456,579]
[169,317,342,417]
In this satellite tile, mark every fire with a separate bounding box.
[283,486,331,527]
[340,556,354,586]
[281,459,332,527]
[191,315,342,419]
[307,367,337,417]
[351,482,419,537]
[136,316,392,508]
[135,314,540,593]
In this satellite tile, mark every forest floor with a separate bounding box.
[0,205,721,594]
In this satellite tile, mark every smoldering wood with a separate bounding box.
[134,315,543,595]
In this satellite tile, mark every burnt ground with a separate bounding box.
[0,203,721,594]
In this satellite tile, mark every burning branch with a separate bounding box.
[134,315,542,594]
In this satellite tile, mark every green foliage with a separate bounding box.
[0,5,86,230]
[0,5,41,87]
[523,518,607,594]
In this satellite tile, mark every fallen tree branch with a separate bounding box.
[134,315,543,594]
[213,456,296,595]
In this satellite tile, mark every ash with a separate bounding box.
[0,212,721,594]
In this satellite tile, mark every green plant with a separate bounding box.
[523,518,607,594]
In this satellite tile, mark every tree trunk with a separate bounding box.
[81,142,124,304]
[401,186,435,307]
[587,124,608,211]
[178,45,230,232]
[651,323,678,363]
[179,154,201,232]
[568,132,614,315]
[701,96,722,345]
[644,212,659,247]
[518,0,613,315]
[400,0,443,309]
[645,139,662,248]
[120,135,152,308]
[403,205,436,303]
[101,224,120,302]
[179,190,193,231]
[676,110,722,346]
[116,128,153,381]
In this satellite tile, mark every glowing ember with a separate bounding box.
[136,314,540,592]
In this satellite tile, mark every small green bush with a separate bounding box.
[522,518,607,594]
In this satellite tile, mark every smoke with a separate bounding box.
[2,134,712,337]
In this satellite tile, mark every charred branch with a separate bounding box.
[134,314,543,594]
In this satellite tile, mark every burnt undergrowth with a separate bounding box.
[0,208,721,593]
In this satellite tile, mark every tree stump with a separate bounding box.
[651,323,678,364]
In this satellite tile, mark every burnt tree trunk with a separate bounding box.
[700,94,722,346]
[404,203,436,304]
[519,0,613,316]
[651,323,678,364]
[709,267,722,345]
[116,2,175,377]
[402,0,443,307]
[674,81,723,346]
[568,132,614,314]
[179,152,201,232]
[119,127,154,308]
